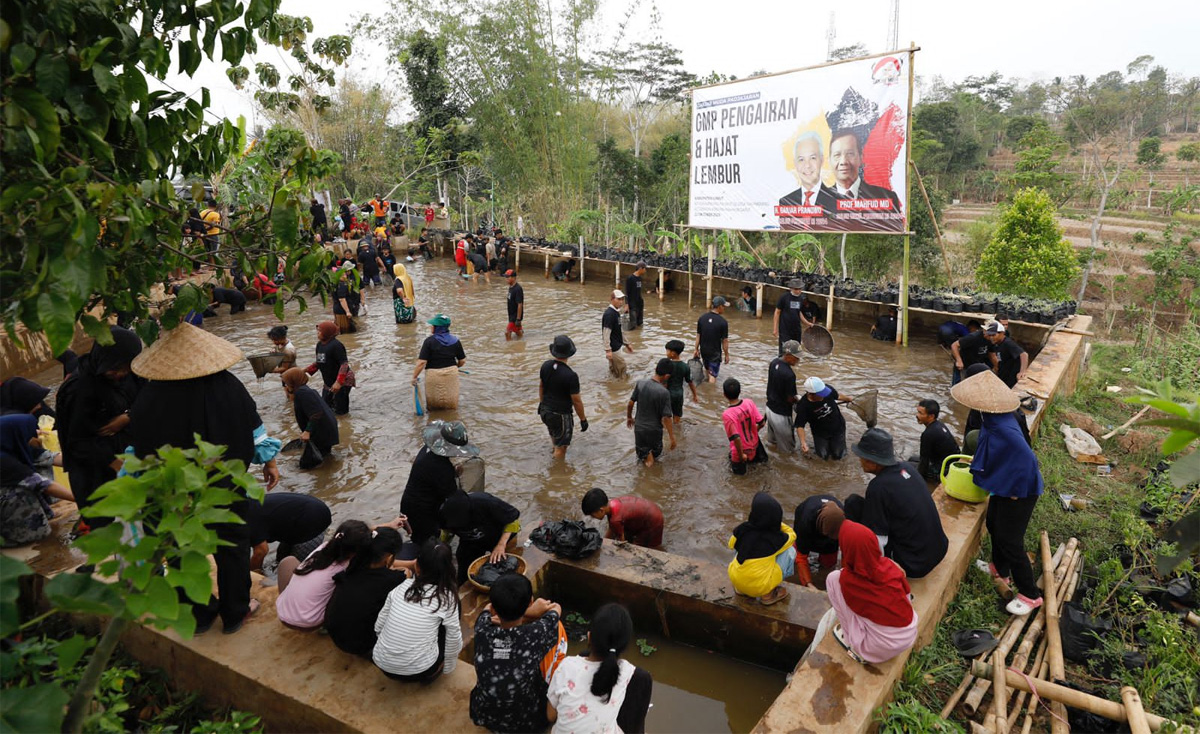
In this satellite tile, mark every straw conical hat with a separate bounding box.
[131,322,243,380]
[950,369,1020,413]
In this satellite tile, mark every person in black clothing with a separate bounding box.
[412,313,467,384]
[331,266,358,334]
[602,290,632,373]
[794,376,853,460]
[625,261,647,329]
[357,238,383,287]
[280,368,339,467]
[54,326,144,523]
[129,323,281,634]
[440,489,521,584]
[505,269,524,340]
[305,321,352,415]
[339,199,353,237]
[325,527,417,657]
[693,297,730,381]
[952,324,997,375]
[552,257,576,281]
[986,323,1028,388]
[799,295,823,324]
[539,336,589,460]
[0,377,54,418]
[792,495,843,587]
[773,279,812,355]
[401,420,478,545]
[871,306,898,341]
[960,363,1032,446]
[247,492,332,572]
[910,399,960,483]
[847,428,948,578]
[737,285,757,314]
[764,340,802,453]
[310,198,328,242]
[209,286,247,314]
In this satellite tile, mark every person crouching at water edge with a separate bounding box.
[392,264,416,324]
[728,492,795,606]
[413,314,466,410]
[625,359,676,467]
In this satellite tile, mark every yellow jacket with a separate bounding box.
[727,523,796,598]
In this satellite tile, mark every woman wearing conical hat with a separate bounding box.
[128,323,282,634]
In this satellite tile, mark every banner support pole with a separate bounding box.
[706,239,715,307]
[899,43,917,347]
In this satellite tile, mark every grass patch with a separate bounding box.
[881,337,1199,732]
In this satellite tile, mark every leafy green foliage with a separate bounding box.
[0,0,343,354]
[1137,136,1167,167]
[1006,124,1073,204]
[876,701,963,734]
[1177,142,1200,162]
[72,439,265,636]
[977,187,1080,298]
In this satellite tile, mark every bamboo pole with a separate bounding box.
[899,42,916,348]
[1040,532,1068,734]
[1121,687,1153,734]
[705,240,715,307]
[969,662,1183,733]
[826,283,834,330]
[579,236,586,285]
[962,543,1068,716]
[688,246,693,309]
[658,268,665,301]
[1016,552,1082,734]
[755,283,764,319]
[911,159,954,287]
[544,251,550,279]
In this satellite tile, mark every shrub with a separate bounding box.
[977,187,1080,299]
[1177,141,1200,163]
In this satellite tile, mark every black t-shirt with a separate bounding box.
[247,492,332,545]
[873,314,897,341]
[626,273,644,306]
[696,312,728,359]
[862,462,948,578]
[552,259,571,275]
[402,446,458,512]
[602,306,624,352]
[800,299,822,323]
[918,420,960,482]
[540,359,579,414]
[333,282,351,315]
[310,203,327,226]
[793,494,842,556]
[993,336,1027,388]
[765,357,798,415]
[212,287,245,306]
[339,204,351,226]
[313,338,348,388]
[325,567,407,657]
[776,293,805,338]
[357,244,379,276]
[418,336,466,370]
[956,330,994,368]
[441,491,520,546]
[293,384,339,449]
[507,283,524,322]
[793,387,844,438]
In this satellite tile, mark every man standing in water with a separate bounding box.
[602,289,632,373]
[504,269,524,340]
[626,359,676,467]
[539,336,588,460]
[764,340,802,453]
[625,261,647,330]
[773,279,813,355]
[693,297,730,382]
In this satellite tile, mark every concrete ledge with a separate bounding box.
[1019,315,1092,436]
[752,488,987,734]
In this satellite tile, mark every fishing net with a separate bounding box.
[846,389,878,428]
[802,325,834,356]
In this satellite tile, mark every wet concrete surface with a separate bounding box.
[27,255,966,569]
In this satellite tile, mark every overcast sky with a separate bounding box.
[183,0,1200,128]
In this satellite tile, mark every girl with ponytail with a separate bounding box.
[275,519,371,630]
[547,603,653,733]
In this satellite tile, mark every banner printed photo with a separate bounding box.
[688,53,910,234]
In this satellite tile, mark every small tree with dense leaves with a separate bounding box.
[977,187,1080,299]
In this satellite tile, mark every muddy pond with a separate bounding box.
[32,255,968,567]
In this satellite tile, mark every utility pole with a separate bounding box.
[886,0,899,50]
[825,13,837,61]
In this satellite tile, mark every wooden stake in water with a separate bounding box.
[705,240,715,308]
[579,236,586,285]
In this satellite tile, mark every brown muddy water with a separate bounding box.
[30,256,966,568]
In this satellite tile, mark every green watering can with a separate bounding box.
[941,454,988,503]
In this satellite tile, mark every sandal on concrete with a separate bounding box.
[759,587,789,606]
[832,624,866,664]
[223,599,261,634]
[1005,594,1043,617]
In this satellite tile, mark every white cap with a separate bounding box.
[984,320,1006,334]
[612,289,626,299]
[803,376,826,393]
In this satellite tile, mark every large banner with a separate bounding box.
[688,53,911,233]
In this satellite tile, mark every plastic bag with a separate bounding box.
[299,440,325,470]
[1060,601,1111,663]
[1060,423,1102,459]
[688,357,705,385]
[529,520,603,559]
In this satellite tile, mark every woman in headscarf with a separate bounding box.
[392,264,417,324]
[825,519,918,664]
[0,377,54,418]
[280,368,338,468]
[332,265,358,334]
[727,492,796,605]
[305,321,352,415]
[129,323,281,634]
[438,489,520,584]
[953,370,1045,616]
[401,421,478,546]
[0,415,73,500]
[0,415,71,546]
[54,326,144,521]
[412,314,465,410]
